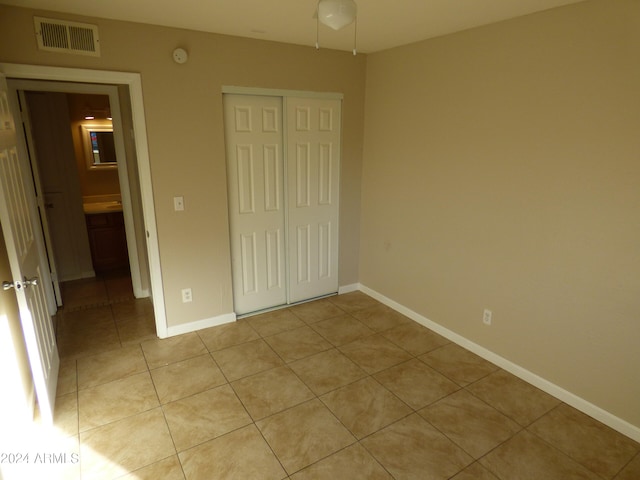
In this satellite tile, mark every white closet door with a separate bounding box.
[224,95,287,314]
[286,97,340,303]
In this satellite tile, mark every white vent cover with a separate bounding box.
[34,16,100,56]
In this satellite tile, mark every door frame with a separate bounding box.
[10,80,143,303]
[222,86,344,101]
[0,63,168,338]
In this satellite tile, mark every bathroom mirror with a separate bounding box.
[81,124,117,169]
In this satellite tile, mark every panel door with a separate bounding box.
[224,95,287,314]
[286,97,341,303]
[0,73,59,423]
[23,90,94,288]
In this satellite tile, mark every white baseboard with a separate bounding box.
[359,284,640,443]
[59,270,96,282]
[133,287,150,299]
[338,283,361,294]
[165,312,236,337]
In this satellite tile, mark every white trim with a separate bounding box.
[0,63,168,338]
[166,312,236,337]
[358,284,640,443]
[338,283,360,294]
[222,85,343,100]
[59,270,96,283]
[137,287,151,298]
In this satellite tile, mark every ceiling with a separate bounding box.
[3,0,587,53]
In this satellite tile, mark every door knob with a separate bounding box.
[2,278,38,291]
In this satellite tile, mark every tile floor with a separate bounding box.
[12,272,640,479]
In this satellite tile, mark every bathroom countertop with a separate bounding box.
[83,201,123,214]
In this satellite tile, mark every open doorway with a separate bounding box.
[1,63,168,339]
[8,80,157,356]
[10,80,149,308]
[0,64,168,432]
[21,89,136,305]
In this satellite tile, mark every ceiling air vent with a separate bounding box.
[34,16,100,57]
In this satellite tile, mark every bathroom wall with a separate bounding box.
[67,93,120,199]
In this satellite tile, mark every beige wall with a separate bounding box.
[3,0,637,434]
[0,5,366,326]
[361,0,640,428]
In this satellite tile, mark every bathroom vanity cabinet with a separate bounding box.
[85,211,129,272]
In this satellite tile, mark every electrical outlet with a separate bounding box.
[483,309,492,326]
[181,288,192,303]
[174,196,185,211]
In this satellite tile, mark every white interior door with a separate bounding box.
[225,93,341,314]
[286,97,341,303]
[18,90,68,304]
[0,73,59,424]
[21,90,96,286]
[224,94,287,314]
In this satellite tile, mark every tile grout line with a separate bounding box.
[263,302,527,478]
[58,289,638,479]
